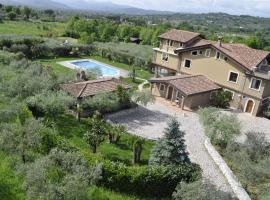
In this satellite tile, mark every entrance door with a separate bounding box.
[167,86,173,100]
[245,99,254,113]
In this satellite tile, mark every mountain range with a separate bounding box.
[0,0,174,15]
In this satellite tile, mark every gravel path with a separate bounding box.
[107,99,233,194]
[236,113,270,142]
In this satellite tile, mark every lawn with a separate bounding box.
[55,114,155,166]
[37,55,154,80]
[0,20,66,36]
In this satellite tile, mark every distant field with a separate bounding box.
[94,42,153,61]
[0,21,66,36]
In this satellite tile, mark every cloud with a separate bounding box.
[94,0,270,17]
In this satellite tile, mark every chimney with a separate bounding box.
[217,36,223,47]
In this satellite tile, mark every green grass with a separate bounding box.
[120,77,144,88]
[0,152,25,200]
[37,55,153,80]
[90,56,153,80]
[88,186,138,200]
[0,20,66,36]
[37,57,76,76]
[54,114,154,166]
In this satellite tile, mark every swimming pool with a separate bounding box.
[71,60,120,77]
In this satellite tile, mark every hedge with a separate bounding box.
[82,149,201,198]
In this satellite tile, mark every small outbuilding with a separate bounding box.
[150,75,221,110]
[60,77,131,100]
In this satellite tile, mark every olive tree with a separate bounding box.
[83,112,107,153]
[172,180,234,200]
[27,91,74,120]
[23,149,102,200]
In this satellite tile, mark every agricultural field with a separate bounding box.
[0,20,66,36]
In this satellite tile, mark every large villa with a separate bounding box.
[150,29,270,116]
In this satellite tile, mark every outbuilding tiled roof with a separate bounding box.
[159,29,200,43]
[150,75,221,96]
[60,78,131,98]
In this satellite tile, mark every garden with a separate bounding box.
[0,51,201,200]
[198,107,270,199]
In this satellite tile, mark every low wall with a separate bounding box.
[204,139,251,200]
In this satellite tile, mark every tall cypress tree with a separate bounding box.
[149,117,190,165]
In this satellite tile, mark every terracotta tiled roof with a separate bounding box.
[159,29,200,43]
[174,37,269,71]
[60,78,131,98]
[150,75,221,96]
[212,43,269,70]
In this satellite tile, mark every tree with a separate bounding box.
[0,118,42,163]
[132,89,155,106]
[172,180,234,200]
[23,6,31,20]
[210,90,232,108]
[107,124,127,144]
[83,112,107,153]
[22,149,102,200]
[132,137,145,164]
[7,12,17,20]
[149,118,190,165]
[116,85,130,106]
[27,91,74,120]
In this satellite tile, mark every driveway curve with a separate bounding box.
[107,98,233,194]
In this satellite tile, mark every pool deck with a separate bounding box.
[58,59,129,78]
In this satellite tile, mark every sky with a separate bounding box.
[94,0,270,17]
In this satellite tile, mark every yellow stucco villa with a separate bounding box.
[151,29,270,116]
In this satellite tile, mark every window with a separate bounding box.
[198,50,203,55]
[250,78,261,91]
[191,51,198,56]
[184,59,192,68]
[224,89,234,100]
[169,40,173,46]
[159,84,165,91]
[216,51,221,59]
[161,52,169,62]
[228,71,239,83]
[224,57,228,61]
[179,43,184,47]
[205,49,211,57]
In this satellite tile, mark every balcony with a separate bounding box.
[254,66,270,79]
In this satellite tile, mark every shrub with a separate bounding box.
[198,107,240,148]
[172,180,234,200]
[82,92,121,114]
[82,150,201,198]
[210,90,232,108]
[149,117,190,165]
[262,102,270,118]
[22,149,102,200]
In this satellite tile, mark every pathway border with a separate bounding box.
[204,139,251,200]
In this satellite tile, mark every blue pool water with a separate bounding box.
[71,60,119,77]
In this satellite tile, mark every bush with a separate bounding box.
[262,102,270,118]
[82,92,121,114]
[198,107,240,148]
[210,90,232,108]
[83,151,201,198]
[172,180,234,200]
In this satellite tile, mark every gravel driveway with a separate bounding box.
[107,98,233,194]
[236,113,270,142]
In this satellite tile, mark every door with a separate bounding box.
[167,86,173,100]
[245,99,254,113]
